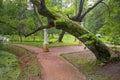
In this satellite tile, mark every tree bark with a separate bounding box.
[58,30,65,42]
[56,18,111,62]
[30,0,111,62]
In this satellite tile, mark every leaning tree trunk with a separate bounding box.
[58,30,65,42]
[30,0,111,63]
[55,17,111,62]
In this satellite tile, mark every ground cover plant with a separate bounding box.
[3,44,41,80]
[0,50,20,80]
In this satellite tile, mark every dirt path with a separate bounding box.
[15,44,86,80]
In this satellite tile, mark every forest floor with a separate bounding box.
[15,44,120,80]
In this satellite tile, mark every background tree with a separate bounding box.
[98,0,120,45]
[85,3,107,33]
[0,0,42,42]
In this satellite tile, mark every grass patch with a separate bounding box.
[61,53,109,80]
[10,34,78,47]
[3,44,41,80]
[12,41,78,48]
[0,50,20,80]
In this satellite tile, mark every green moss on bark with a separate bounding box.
[53,13,111,62]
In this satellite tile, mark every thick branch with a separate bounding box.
[71,0,85,21]
[31,0,56,19]
[77,0,85,19]
[33,5,43,26]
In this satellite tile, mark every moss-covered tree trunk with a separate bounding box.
[30,0,111,62]
[55,18,111,62]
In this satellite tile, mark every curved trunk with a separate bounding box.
[30,0,111,62]
[56,19,111,62]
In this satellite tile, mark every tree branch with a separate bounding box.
[80,0,103,20]
[24,24,53,37]
[33,5,43,27]
[31,0,56,19]
[77,0,85,19]
[71,0,85,21]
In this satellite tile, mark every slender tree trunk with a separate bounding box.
[18,31,23,42]
[58,30,65,42]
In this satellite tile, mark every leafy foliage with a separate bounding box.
[80,33,97,45]
[85,3,107,33]
[98,0,120,45]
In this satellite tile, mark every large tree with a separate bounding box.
[26,0,111,62]
[0,0,112,62]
